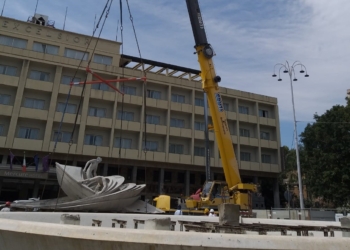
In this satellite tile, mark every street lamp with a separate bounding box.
[272,61,309,210]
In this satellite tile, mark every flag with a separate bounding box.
[42,155,50,172]
[33,154,39,172]
[22,152,26,172]
[9,151,14,170]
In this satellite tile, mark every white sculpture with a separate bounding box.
[80,176,108,194]
[82,157,102,179]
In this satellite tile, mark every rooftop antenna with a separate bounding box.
[34,0,39,15]
[116,19,119,41]
[93,13,96,32]
[1,0,6,17]
[63,7,68,30]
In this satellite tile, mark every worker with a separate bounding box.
[208,209,216,217]
[204,208,209,216]
[174,205,183,215]
[1,202,11,212]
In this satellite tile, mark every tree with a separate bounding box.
[300,99,350,207]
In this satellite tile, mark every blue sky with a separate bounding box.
[2,0,349,147]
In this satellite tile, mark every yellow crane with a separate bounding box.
[154,0,257,214]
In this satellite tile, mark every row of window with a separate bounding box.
[0,125,274,163]
[0,35,112,65]
[0,64,272,118]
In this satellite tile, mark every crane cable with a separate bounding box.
[125,0,149,208]
[50,0,114,211]
[117,0,125,175]
[40,0,113,202]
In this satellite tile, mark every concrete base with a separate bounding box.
[144,217,171,231]
[60,214,80,225]
[340,217,350,237]
[218,203,240,226]
[1,218,350,250]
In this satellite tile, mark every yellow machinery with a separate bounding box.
[154,0,257,213]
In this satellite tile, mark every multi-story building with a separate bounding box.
[0,14,281,208]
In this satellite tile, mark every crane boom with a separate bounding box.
[185,0,241,188]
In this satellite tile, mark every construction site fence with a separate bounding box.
[252,208,348,221]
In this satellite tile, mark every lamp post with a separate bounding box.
[272,61,309,210]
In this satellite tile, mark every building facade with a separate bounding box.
[347,89,350,98]
[0,15,281,207]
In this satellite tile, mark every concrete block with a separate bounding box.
[340,217,350,237]
[218,203,240,226]
[144,217,171,231]
[60,214,80,225]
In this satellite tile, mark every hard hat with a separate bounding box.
[5,201,11,206]
[204,208,209,214]
[210,209,214,213]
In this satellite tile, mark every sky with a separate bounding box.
[1,0,349,147]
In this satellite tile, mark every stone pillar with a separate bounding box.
[1,154,7,165]
[218,203,240,226]
[340,217,350,237]
[185,170,190,196]
[102,163,108,176]
[273,178,280,208]
[144,217,171,231]
[159,168,164,194]
[132,166,137,183]
[60,214,80,225]
[32,180,40,198]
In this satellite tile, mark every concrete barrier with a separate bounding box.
[1,218,350,250]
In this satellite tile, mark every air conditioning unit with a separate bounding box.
[33,13,49,26]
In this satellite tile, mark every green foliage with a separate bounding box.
[300,102,350,207]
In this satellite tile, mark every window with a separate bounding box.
[169,144,184,154]
[32,42,59,55]
[146,115,160,125]
[0,65,17,76]
[53,131,72,143]
[56,102,77,114]
[240,152,251,162]
[117,111,134,121]
[61,75,81,85]
[194,121,205,131]
[0,124,4,136]
[195,98,204,107]
[121,85,136,95]
[194,146,205,156]
[29,70,50,81]
[223,103,229,111]
[24,98,45,110]
[84,134,103,146]
[177,172,185,184]
[239,106,249,115]
[262,154,271,164]
[64,48,88,60]
[0,35,27,49]
[0,94,10,105]
[146,89,161,99]
[114,137,132,149]
[91,83,109,91]
[93,54,112,65]
[164,171,172,183]
[171,94,185,103]
[170,118,185,128]
[260,131,270,140]
[143,140,158,151]
[259,109,269,118]
[18,127,39,139]
[88,107,106,118]
[190,173,195,184]
[239,128,250,137]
